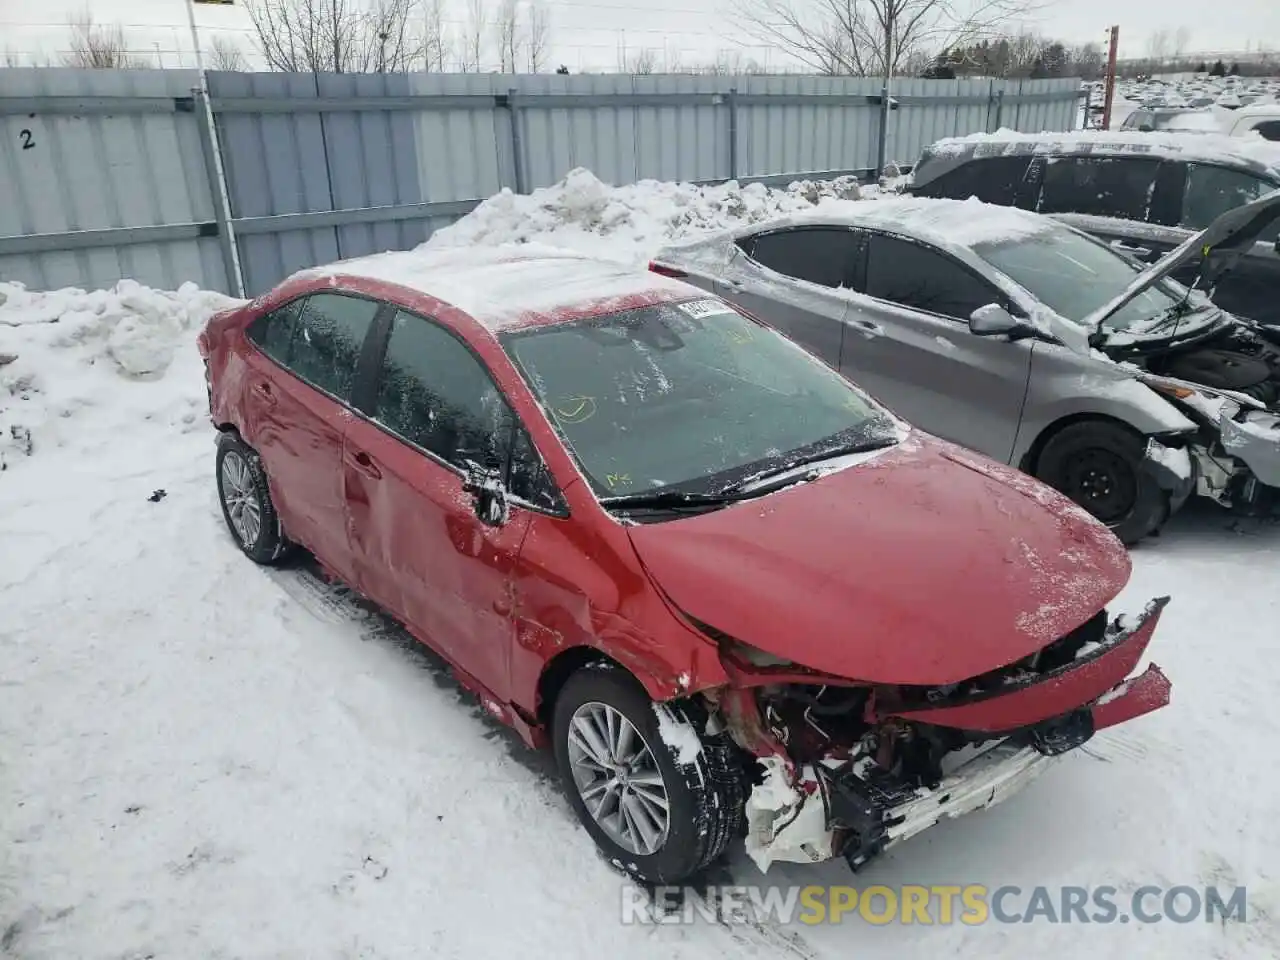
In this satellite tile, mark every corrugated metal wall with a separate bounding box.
[0,68,224,293]
[0,69,1084,296]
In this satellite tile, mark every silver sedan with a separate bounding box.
[652,191,1280,544]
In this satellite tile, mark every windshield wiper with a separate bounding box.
[600,435,900,513]
[725,435,899,491]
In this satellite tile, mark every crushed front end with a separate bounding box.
[698,598,1171,873]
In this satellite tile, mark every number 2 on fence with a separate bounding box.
[19,129,35,150]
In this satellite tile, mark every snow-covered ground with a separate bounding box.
[3,171,1280,959]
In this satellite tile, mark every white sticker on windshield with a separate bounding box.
[676,298,737,320]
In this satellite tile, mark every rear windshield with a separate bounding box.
[500,298,894,498]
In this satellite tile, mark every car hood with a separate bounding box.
[627,434,1131,686]
[1084,187,1280,332]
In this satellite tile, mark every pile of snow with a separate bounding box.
[0,279,240,470]
[425,167,862,264]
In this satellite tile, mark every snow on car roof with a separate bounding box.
[303,243,692,332]
[780,196,1058,249]
[926,128,1280,179]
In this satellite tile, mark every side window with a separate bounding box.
[374,310,514,473]
[1253,121,1280,142]
[1182,164,1273,232]
[917,156,1033,207]
[743,228,860,288]
[1037,157,1161,220]
[508,424,565,513]
[246,298,305,365]
[863,234,1002,320]
[287,294,380,401]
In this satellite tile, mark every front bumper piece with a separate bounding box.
[743,602,1172,873]
[1220,409,1280,489]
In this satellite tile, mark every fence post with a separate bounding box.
[875,82,890,177]
[506,88,528,195]
[727,87,739,181]
[193,86,245,299]
[993,88,1005,132]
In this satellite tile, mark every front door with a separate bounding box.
[240,292,382,580]
[839,232,1033,463]
[342,307,532,702]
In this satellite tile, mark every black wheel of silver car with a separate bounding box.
[215,432,290,565]
[552,664,745,884]
[1035,421,1166,546]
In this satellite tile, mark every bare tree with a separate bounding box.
[731,0,1045,78]
[1172,26,1191,60]
[494,0,520,72]
[245,0,432,72]
[1,48,22,67]
[1145,28,1171,65]
[423,0,448,70]
[625,47,658,75]
[526,1,551,72]
[63,13,148,69]
[459,0,488,70]
[207,34,250,70]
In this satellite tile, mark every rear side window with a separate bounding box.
[1037,157,1161,220]
[863,234,1001,320]
[1253,120,1280,142]
[246,298,305,365]
[743,228,859,288]
[1182,164,1275,233]
[285,294,380,401]
[374,310,515,472]
[914,156,1033,207]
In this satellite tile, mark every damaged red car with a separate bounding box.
[198,246,1173,883]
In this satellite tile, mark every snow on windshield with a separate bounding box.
[500,298,894,499]
[974,231,1182,332]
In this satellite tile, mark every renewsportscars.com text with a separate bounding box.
[621,884,1249,926]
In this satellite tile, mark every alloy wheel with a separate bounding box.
[566,701,671,856]
[220,450,263,547]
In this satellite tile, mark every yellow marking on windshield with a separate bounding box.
[1203,244,1212,257]
[605,472,631,489]
[553,395,596,424]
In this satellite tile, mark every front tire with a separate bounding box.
[215,432,291,564]
[1034,421,1167,546]
[552,664,744,884]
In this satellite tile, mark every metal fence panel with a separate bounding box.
[0,68,223,293]
[1,69,1084,296]
[207,71,340,296]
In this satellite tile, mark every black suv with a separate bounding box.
[908,134,1280,329]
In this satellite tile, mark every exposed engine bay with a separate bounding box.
[708,601,1170,873]
[1137,323,1280,412]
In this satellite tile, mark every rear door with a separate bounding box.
[717,226,860,367]
[839,232,1032,463]
[911,155,1037,209]
[240,292,383,579]
[341,308,545,702]
[1034,155,1169,263]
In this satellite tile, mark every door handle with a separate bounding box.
[348,449,382,479]
[847,317,884,338]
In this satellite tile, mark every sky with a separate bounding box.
[0,0,1278,72]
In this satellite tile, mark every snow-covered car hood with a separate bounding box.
[626,434,1131,687]
[1084,188,1280,332]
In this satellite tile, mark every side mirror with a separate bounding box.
[969,303,1035,340]
[462,460,509,527]
[1273,237,1280,256]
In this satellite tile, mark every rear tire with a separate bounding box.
[552,664,744,884]
[1034,421,1167,546]
[215,432,292,565]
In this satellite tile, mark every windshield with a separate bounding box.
[974,229,1190,332]
[501,297,895,499]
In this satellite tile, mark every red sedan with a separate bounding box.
[198,246,1172,883]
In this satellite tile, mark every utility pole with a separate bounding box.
[1102,25,1120,130]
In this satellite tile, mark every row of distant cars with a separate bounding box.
[197,123,1278,886]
